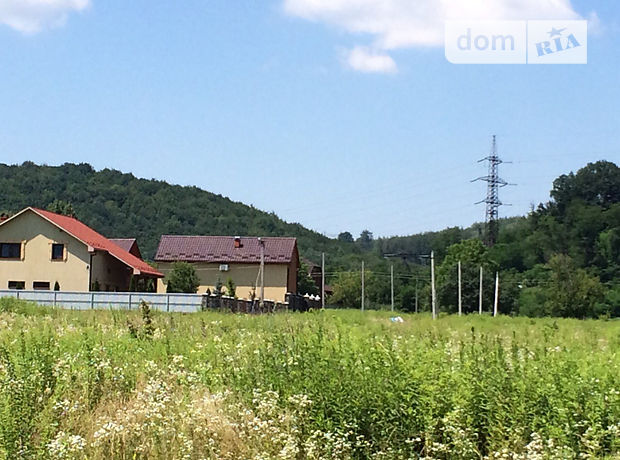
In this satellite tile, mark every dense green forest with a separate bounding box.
[0,162,347,262]
[0,162,486,268]
[1,160,618,317]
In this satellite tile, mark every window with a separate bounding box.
[0,243,21,259]
[33,281,50,291]
[51,243,65,261]
[8,281,25,290]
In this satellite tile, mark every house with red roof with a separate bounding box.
[155,235,299,302]
[0,207,163,292]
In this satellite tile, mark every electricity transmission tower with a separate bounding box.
[472,135,512,246]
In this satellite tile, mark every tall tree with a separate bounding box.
[357,230,374,251]
[551,160,620,211]
[337,232,354,243]
[545,254,604,318]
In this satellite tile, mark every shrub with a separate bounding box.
[166,262,200,293]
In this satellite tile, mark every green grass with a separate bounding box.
[0,297,618,459]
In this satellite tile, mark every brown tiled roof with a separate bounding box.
[155,236,297,264]
[110,238,136,253]
[110,238,142,259]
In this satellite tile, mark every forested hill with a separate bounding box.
[1,160,618,317]
[1,159,618,317]
[0,161,517,267]
[0,162,346,260]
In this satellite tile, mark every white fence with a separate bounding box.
[0,290,203,313]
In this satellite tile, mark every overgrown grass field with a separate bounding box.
[0,298,618,459]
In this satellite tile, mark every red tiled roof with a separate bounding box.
[30,208,163,278]
[155,235,298,264]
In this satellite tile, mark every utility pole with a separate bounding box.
[382,252,431,315]
[390,264,394,312]
[259,238,265,308]
[458,260,462,316]
[321,252,325,309]
[493,271,499,317]
[472,135,513,247]
[431,251,437,320]
[415,277,419,314]
[361,261,365,312]
[478,266,483,315]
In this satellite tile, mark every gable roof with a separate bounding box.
[110,238,142,259]
[0,208,162,278]
[109,238,136,252]
[155,235,298,264]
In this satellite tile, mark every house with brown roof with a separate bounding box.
[0,207,163,292]
[110,238,143,260]
[155,236,299,302]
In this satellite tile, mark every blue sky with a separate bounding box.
[1,0,618,239]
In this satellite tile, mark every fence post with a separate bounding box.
[53,291,57,307]
[166,295,170,312]
[129,293,132,310]
[91,292,95,309]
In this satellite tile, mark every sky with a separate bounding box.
[1,0,619,239]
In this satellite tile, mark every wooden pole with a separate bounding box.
[493,271,499,317]
[361,261,365,312]
[321,252,325,309]
[431,251,437,320]
[390,264,394,312]
[479,266,483,315]
[458,260,462,316]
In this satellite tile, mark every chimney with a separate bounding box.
[234,236,242,248]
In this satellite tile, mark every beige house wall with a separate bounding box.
[0,211,91,291]
[156,262,293,302]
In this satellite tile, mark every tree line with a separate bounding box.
[1,160,617,318]
[327,161,619,318]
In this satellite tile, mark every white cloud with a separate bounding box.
[0,0,90,34]
[345,46,397,74]
[587,11,603,36]
[284,0,584,70]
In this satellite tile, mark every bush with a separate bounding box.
[518,287,548,317]
[165,262,200,293]
[545,254,604,318]
[225,278,237,299]
[399,285,418,312]
[594,283,620,318]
